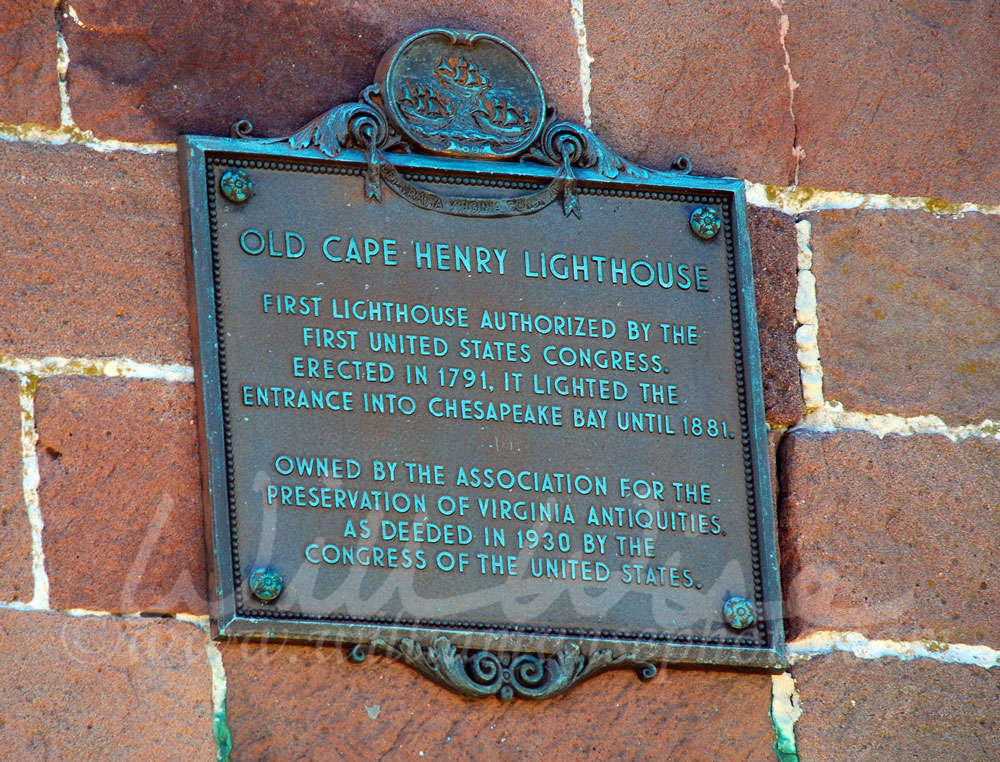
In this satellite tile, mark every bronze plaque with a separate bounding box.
[182,30,784,699]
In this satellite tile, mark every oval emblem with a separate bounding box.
[377,29,546,159]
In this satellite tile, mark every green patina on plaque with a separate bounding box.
[181,29,785,700]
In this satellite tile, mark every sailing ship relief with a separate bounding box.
[395,55,537,153]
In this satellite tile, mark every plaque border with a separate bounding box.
[181,136,785,679]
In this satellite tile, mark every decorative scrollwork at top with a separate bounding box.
[274,27,692,217]
[523,115,692,178]
[348,635,657,702]
[286,85,403,159]
[281,87,689,180]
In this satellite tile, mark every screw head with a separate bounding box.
[248,567,283,602]
[690,206,721,239]
[723,596,755,629]
[220,169,252,203]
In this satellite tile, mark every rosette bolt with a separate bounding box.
[690,206,721,239]
[723,596,755,629]
[220,169,252,203]
[249,567,283,602]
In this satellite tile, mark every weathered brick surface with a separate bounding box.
[787,0,1000,203]
[747,207,801,426]
[0,373,33,602]
[0,142,190,363]
[64,0,583,143]
[811,209,1000,424]
[36,377,206,614]
[0,0,60,128]
[223,641,775,761]
[792,653,1000,762]
[0,608,214,761]
[780,431,1000,647]
[587,0,794,183]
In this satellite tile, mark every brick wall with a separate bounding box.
[1,2,997,760]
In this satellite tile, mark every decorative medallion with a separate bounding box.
[219,169,252,203]
[248,567,283,602]
[376,29,546,159]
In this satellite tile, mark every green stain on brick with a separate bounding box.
[214,696,232,762]
[20,374,41,420]
[924,640,950,654]
[764,184,818,208]
[0,122,49,139]
[770,673,800,762]
[772,714,799,762]
[922,197,965,216]
[0,118,106,147]
[775,746,798,762]
[62,359,104,376]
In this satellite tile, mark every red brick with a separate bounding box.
[587,0,794,182]
[35,377,207,614]
[64,0,583,143]
[223,640,775,761]
[0,142,190,363]
[787,0,1000,203]
[0,0,60,128]
[810,209,1000,424]
[779,431,1000,647]
[0,608,214,761]
[748,207,801,427]
[792,653,1000,762]
[0,372,33,602]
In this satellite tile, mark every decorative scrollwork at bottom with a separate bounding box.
[347,636,657,702]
